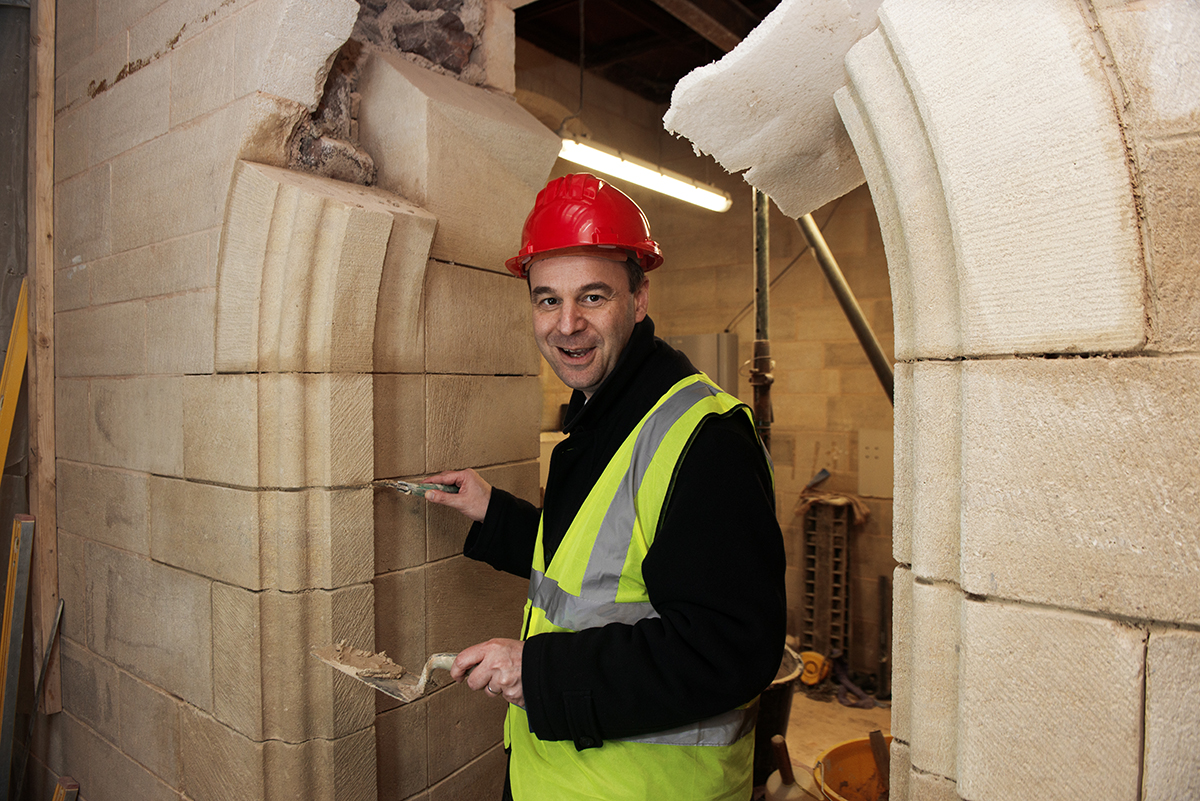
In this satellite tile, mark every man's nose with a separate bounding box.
[557,300,586,334]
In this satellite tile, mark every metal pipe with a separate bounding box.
[751,189,773,452]
[796,213,894,404]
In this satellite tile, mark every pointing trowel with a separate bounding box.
[311,642,457,703]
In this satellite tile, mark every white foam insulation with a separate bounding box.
[663,0,882,218]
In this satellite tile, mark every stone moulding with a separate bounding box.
[215,160,438,375]
[840,0,1146,360]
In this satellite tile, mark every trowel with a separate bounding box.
[375,479,459,498]
[311,642,458,703]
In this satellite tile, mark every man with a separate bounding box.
[425,173,785,800]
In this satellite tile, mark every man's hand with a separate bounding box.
[451,638,525,708]
[423,469,493,523]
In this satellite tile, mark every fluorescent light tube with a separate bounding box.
[558,135,733,213]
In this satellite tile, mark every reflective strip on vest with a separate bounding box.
[529,379,719,632]
[617,699,760,747]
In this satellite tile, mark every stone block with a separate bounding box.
[120,671,183,786]
[374,373,426,480]
[376,701,428,800]
[957,600,1144,801]
[428,744,507,801]
[910,770,960,801]
[86,541,212,711]
[90,229,217,305]
[258,373,374,488]
[180,704,265,801]
[96,0,163,45]
[56,712,179,801]
[427,670,508,784]
[57,461,149,554]
[90,376,184,475]
[888,739,909,801]
[1144,630,1200,800]
[216,160,435,374]
[426,555,528,653]
[170,17,235,126]
[110,95,251,252]
[891,362,912,565]
[56,262,91,312]
[212,582,374,742]
[58,532,86,644]
[482,1,516,94]
[182,373,259,487]
[150,476,261,587]
[260,487,374,591]
[841,29,959,361]
[425,260,539,376]
[1139,137,1200,352]
[57,301,147,378]
[61,638,120,743]
[890,567,912,742]
[828,394,893,433]
[357,51,561,272]
[426,375,541,471]
[908,581,960,779]
[770,393,828,432]
[375,482,428,574]
[1092,0,1200,139]
[56,0,96,74]
[147,289,217,374]
[910,361,960,583]
[55,164,111,270]
[89,56,170,166]
[258,0,360,110]
[428,460,540,562]
[374,568,427,697]
[55,105,90,183]
[959,357,1200,623]
[263,727,377,801]
[878,1,1145,355]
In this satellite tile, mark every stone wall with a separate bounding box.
[833,1,1200,798]
[41,0,557,799]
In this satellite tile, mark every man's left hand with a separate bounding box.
[451,638,525,708]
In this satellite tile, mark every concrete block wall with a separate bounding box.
[832,1,1200,798]
[46,0,557,799]
[515,40,899,678]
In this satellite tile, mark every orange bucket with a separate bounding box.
[812,735,892,801]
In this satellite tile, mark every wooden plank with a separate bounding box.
[27,0,60,714]
[0,515,35,792]
[53,776,80,801]
[0,279,28,457]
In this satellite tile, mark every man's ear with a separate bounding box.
[633,278,650,322]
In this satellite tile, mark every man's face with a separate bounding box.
[528,253,649,399]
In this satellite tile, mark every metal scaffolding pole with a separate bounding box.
[751,189,773,451]
[796,213,894,403]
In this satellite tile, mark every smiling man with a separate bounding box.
[425,173,785,801]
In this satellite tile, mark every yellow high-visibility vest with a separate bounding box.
[505,373,770,801]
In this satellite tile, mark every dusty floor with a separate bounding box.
[784,688,892,773]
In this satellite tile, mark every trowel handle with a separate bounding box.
[771,735,796,785]
[427,653,458,672]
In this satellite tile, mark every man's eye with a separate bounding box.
[535,297,559,308]
[581,294,607,305]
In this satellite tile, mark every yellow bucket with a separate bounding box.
[812,735,892,801]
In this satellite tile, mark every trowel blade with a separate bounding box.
[310,645,456,703]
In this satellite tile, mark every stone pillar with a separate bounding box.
[835,1,1200,799]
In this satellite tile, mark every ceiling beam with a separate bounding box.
[646,0,761,52]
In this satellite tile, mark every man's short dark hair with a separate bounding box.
[623,258,646,293]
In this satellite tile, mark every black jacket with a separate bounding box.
[465,317,786,749]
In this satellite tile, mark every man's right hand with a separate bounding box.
[422,468,492,522]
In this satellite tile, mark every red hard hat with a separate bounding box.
[506,173,664,278]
